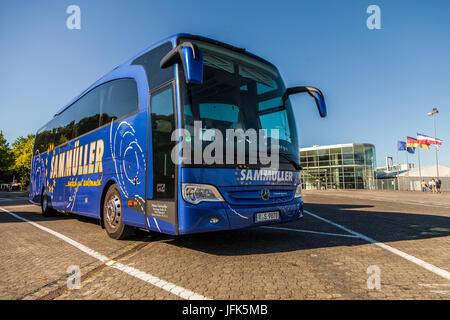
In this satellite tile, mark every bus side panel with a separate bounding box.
[70,111,148,226]
[146,215,177,235]
[117,75,150,229]
[29,153,48,204]
[29,66,152,231]
[33,109,148,228]
[119,114,148,229]
[73,127,107,218]
[54,144,71,211]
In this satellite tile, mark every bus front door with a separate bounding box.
[146,83,177,233]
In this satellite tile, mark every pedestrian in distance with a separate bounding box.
[421,180,428,192]
[435,178,442,194]
[428,179,434,193]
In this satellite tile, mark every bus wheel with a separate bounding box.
[103,184,134,240]
[41,189,54,217]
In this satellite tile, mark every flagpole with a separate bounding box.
[433,112,439,179]
[396,144,399,172]
[405,137,409,176]
[417,145,422,183]
[396,142,399,190]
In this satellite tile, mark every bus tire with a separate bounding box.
[103,184,134,240]
[41,189,54,217]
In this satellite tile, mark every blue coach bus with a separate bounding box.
[29,34,326,239]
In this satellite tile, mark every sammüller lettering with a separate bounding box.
[240,169,293,182]
[50,139,104,179]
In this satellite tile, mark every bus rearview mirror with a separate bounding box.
[160,42,203,85]
[283,86,327,118]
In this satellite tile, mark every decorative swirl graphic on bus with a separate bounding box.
[31,155,46,196]
[110,121,146,198]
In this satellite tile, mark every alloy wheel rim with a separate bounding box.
[105,195,121,229]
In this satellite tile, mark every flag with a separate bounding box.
[407,147,415,154]
[407,136,429,149]
[417,132,443,146]
[417,133,434,145]
[398,140,415,153]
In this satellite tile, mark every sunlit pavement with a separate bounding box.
[0,190,449,300]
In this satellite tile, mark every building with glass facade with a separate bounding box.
[299,143,377,190]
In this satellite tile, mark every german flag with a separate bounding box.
[406,136,429,149]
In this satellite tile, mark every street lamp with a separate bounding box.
[427,107,439,179]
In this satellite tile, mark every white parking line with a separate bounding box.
[430,290,450,295]
[363,198,450,209]
[304,209,450,281]
[419,283,450,287]
[311,193,450,209]
[0,197,28,201]
[0,207,210,300]
[419,283,450,294]
[261,226,360,238]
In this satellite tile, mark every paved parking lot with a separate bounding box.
[0,190,449,300]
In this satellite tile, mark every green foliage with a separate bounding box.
[0,130,13,182]
[10,134,35,189]
[0,130,35,190]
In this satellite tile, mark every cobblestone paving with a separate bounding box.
[0,190,449,300]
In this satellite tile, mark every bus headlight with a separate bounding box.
[294,184,302,198]
[182,183,224,205]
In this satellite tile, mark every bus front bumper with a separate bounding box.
[177,197,303,235]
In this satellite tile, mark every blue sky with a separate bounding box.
[0,0,449,168]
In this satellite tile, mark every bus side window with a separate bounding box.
[34,130,44,155]
[101,79,138,126]
[35,118,58,154]
[132,42,173,91]
[55,106,76,146]
[74,87,102,137]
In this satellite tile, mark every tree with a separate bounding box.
[10,134,35,190]
[0,130,13,183]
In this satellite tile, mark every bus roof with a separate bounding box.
[54,33,277,117]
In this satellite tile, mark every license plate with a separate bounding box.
[255,211,280,223]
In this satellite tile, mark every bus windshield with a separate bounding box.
[180,39,300,168]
